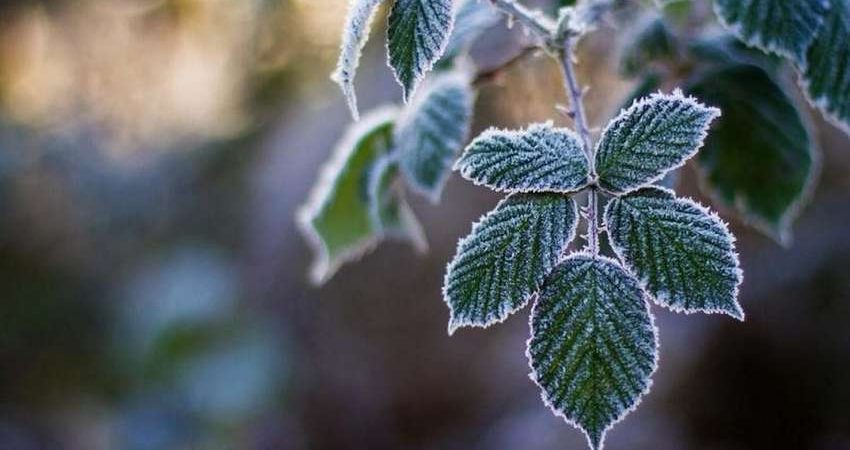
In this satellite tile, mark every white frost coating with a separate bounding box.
[331,0,387,121]
[443,193,579,335]
[595,89,721,195]
[454,122,591,193]
[797,0,850,135]
[713,0,830,66]
[526,253,659,450]
[395,70,475,202]
[387,0,455,102]
[297,107,398,284]
[604,186,745,320]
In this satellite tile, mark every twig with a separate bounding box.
[487,0,555,42]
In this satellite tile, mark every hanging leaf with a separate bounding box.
[387,0,455,101]
[444,193,579,334]
[529,254,657,450]
[455,123,591,193]
[714,0,829,65]
[801,0,850,134]
[595,91,720,195]
[605,187,744,320]
[395,71,474,202]
[298,108,415,284]
[688,64,814,243]
[367,155,428,251]
[331,0,387,120]
[442,0,503,61]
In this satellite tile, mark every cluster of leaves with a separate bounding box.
[299,0,497,282]
[624,0,850,242]
[445,90,742,449]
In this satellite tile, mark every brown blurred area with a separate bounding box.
[0,1,849,449]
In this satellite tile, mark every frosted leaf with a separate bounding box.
[331,0,387,121]
[714,0,829,65]
[387,0,455,101]
[800,0,850,134]
[454,123,591,193]
[605,187,744,319]
[595,91,720,195]
[367,155,428,251]
[298,107,421,284]
[528,254,658,450]
[688,64,815,243]
[444,193,579,334]
[396,71,474,202]
[443,0,502,60]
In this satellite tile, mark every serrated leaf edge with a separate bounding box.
[597,89,721,196]
[453,121,592,194]
[524,252,660,450]
[603,186,746,320]
[296,106,399,284]
[443,194,580,335]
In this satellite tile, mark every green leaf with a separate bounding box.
[387,0,455,101]
[442,0,502,61]
[619,15,678,77]
[444,193,579,334]
[396,71,474,202]
[714,0,829,65]
[595,91,720,195]
[331,0,387,120]
[801,0,850,134]
[687,64,815,242]
[298,107,421,284]
[605,186,744,320]
[367,155,428,250]
[529,254,658,450]
[455,123,591,193]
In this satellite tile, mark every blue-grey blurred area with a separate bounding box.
[0,1,849,449]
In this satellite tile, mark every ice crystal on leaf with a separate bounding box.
[605,187,744,319]
[801,0,850,134]
[332,0,387,120]
[454,123,590,193]
[528,254,658,450]
[595,91,720,195]
[443,193,579,334]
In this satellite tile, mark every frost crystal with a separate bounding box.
[332,0,387,120]
[605,187,744,320]
[801,0,850,134]
[595,90,720,195]
[454,123,590,193]
[396,71,474,202]
[444,193,579,334]
[387,0,455,101]
[714,0,829,65]
[529,254,658,450]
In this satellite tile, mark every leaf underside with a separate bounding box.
[529,254,657,450]
[455,123,591,193]
[595,91,720,195]
[605,187,744,319]
[396,72,474,202]
[714,0,829,65]
[444,193,579,334]
[387,0,454,101]
[802,0,850,133]
[688,64,814,242]
[332,0,386,120]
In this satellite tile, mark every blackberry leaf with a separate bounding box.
[529,254,658,450]
[396,71,474,202]
[455,123,591,193]
[332,0,387,120]
[444,193,579,334]
[801,0,850,134]
[605,187,744,319]
[595,91,720,195]
[387,0,455,101]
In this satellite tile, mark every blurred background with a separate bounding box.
[0,0,848,449]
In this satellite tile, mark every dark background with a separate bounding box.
[0,1,848,449]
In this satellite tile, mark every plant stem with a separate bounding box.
[559,34,599,256]
[488,0,555,40]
